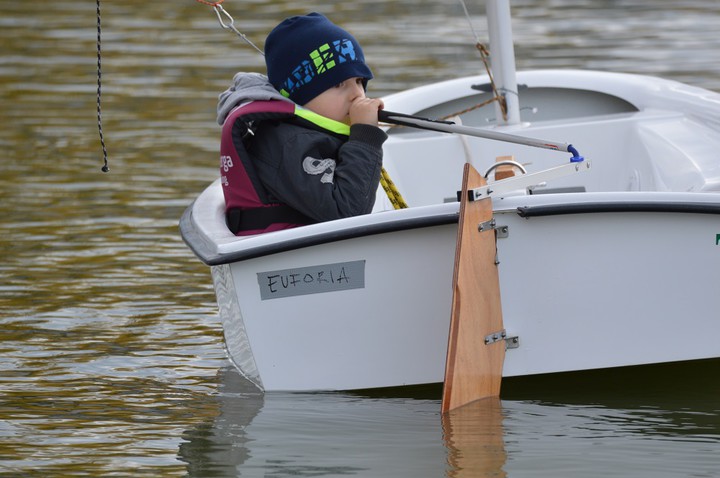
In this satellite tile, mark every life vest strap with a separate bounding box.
[226,205,316,234]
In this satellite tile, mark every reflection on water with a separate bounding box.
[177,366,720,477]
[2,0,720,476]
[443,398,507,478]
[179,367,265,477]
[179,367,447,477]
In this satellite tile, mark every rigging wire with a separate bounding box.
[196,0,264,56]
[97,0,109,172]
[459,0,483,45]
[454,0,508,122]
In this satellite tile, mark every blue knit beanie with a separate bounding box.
[264,13,373,106]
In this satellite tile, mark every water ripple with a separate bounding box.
[2,0,720,475]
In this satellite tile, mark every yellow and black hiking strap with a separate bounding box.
[380,167,408,209]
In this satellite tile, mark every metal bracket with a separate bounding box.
[477,220,509,238]
[485,330,519,349]
[470,161,591,200]
[478,218,496,232]
[484,329,506,345]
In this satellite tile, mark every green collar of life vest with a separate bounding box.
[294,106,350,137]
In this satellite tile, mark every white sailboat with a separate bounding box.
[181,1,720,392]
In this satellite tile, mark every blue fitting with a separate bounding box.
[568,145,584,162]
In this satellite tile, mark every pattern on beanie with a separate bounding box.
[279,39,359,98]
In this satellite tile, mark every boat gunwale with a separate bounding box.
[516,201,720,217]
[181,190,720,266]
[180,203,459,266]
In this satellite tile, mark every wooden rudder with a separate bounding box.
[442,163,506,413]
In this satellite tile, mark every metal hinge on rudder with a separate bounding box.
[478,218,509,238]
[484,329,519,349]
[477,218,508,265]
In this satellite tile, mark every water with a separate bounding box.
[1,0,720,476]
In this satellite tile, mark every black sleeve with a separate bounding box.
[262,124,387,222]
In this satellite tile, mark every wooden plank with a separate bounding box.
[441,163,506,413]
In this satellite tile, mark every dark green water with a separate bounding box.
[2,0,719,476]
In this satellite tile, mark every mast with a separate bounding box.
[486,0,521,125]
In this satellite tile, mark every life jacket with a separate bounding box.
[220,100,316,236]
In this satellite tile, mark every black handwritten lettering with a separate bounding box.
[267,275,280,293]
[267,267,351,289]
[337,267,349,284]
[258,261,364,299]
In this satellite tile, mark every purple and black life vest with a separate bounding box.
[220,100,315,236]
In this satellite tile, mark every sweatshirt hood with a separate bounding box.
[216,72,293,125]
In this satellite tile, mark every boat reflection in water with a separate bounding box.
[178,367,265,477]
[178,367,461,477]
[178,360,720,477]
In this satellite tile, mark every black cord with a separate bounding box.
[97,0,109,172]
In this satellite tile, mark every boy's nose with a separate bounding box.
[350,80,365,98]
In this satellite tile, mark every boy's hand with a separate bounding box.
[349,97,385,126]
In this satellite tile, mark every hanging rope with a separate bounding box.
[96,0,109,172]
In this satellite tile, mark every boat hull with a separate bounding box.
[211,220,457,391]
[180,70,720,391]
[496,194,720,378]
[199,191,720,391]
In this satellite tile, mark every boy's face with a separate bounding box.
[303,77,366,124]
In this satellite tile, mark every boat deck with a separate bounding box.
[378,103,720,212]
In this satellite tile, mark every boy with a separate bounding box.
[217,12,386,235]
